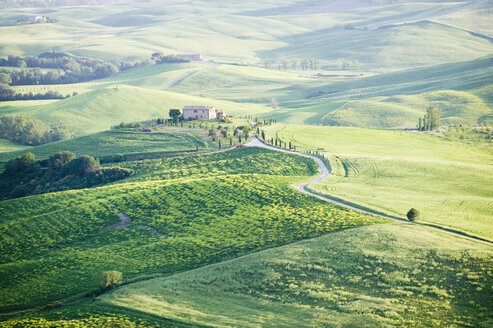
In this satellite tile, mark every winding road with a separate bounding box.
[246,136,493,244]
[245,137,408,223]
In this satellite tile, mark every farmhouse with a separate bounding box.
[177,54,202,61]
[182,105,224,120]
[33,16,47,23]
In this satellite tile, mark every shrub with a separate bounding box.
[407,208,420,222]
[100,270,123,289]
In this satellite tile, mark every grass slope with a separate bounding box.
[99,223,493,328]
[0,128,208,164]
[261,20,493,70]
[0,139,29,153]
[265,124,493,239]
[0,0,489,70]
[0,85,272,134]
[322,89,492,128]
[0,147,385,311]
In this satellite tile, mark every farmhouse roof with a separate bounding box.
[183,105,215,110]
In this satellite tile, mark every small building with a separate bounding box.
[183,105,222,120]
[33,16,47,23]
[177,54,202,61]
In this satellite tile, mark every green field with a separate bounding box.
[265,124,493,239]
[0,147,385,311]
[0,85,273,134]
[0,0,492,326]
[0,0,492,130]
[0,139,29,153]
[0,128,208,164]
[97,223,493,328]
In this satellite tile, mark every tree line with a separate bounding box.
[151,53,191,64]
[0,114,76,145]
[264,59,321,71]
[0,151,131,200]
[418,106,441,131]
[0,52,149,86]
[0,84,68,101]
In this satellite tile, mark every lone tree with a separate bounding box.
[406,208,420,222]
[100,270,122,289]
[169,108,181,122]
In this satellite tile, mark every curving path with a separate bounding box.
[162,69,198,90]
[246,136,493,244]
[245,137,408,223]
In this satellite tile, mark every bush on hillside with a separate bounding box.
[100,270,123,289]
[407,208,420,222]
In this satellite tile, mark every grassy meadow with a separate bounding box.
[97,223,493,328]
[0,147,386,311]
[0,85,273,134]
[0,0,492,326]
[0,128,208,164]
[265,124,493,239]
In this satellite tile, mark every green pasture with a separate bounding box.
[0,128,207,163]
[0,85,273,135]
[0,139,29,153]
[0,147,385,311]
[265,124,493,239]
[98,223,493,328]
[0,0,491,70]
[321,89,492,128]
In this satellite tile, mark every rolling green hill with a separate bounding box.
[0,128,208,164]
[0,0,490,70]
[260,20,493,70]
[0,85,273,134]
[265,124,493,239]
[321,89,492,128]
[98,223,493,327]
[0,1,492,325]
[0,147,385,311]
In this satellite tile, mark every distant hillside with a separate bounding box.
[0,85,272,134]
[321,89,492,128]
[0,0,490,67]
[259,20,493,70]
[0,0,131,8]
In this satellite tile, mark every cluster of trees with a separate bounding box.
[0,52,148,86]
[0,84,67,101]
[264,59,321,71]
[151,53,191,64]
[0,151,131,200]
[0,115,75,145]
[418,106,441,131]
